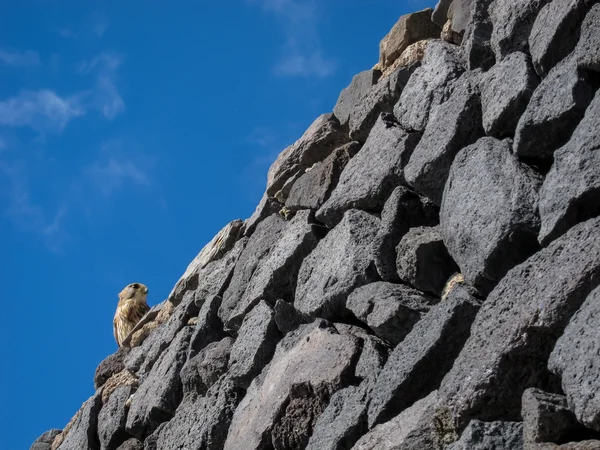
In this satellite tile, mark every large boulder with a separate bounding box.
[513,56,595,166]
[480,52,539,138]
[441,137,542,295]
[333,70,381,125]
[538,91,600,245]
[447,420,524,450]
[295,209,380,320]
[549,285,600,432]
[266,113,348,196]
[394,40,465,132]
[378,9,441,70]
[180,336,233,396]
[223,321,361,450]
[30,429,61,450]
[435,216,600,441]
[460,0,496,71]
[403,70,484,204]
[575,4,600,72]
[55,394,103,450]
[97,385,135,450]
[316,113,420,228]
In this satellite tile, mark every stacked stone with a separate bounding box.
[33,2,600,449]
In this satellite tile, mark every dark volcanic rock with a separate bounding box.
[95,346,130,390]
[273,299,310,335]
[447,420,524,450]
[266,113,348,197]
[223,321,361,450]
[355,391,439,450]
[393,40,465,131]
[538,92,600,245]
[490,0,552,60]
[460,0,496,71]
[403,70,484,205]
[188,294,226,359]
[449,0,475,33]
[114,439,142,450]
[372,186,439,282]
[57,393,102,450]
[441,137,542,295]
[396,226,459,297]
[435,217,600,440]
[243,194,282,238]
[125,326,192,439]
[480,52,539,138]
[228,300,281,389]
[347,281,437,346]
[220,210,321,331]
[316,113,420,228]
[433,0,453,26]
[367,288,480,428]
[98,385,134,450]
[334,323,389,382]
[295,209,380,320]
[513,56,595,166]
[180,336,233,396]
[575,5,600,72]
[522,388,590,445]
[549,285,600,432]
[529,0,593,77]
[30,429,61,450]
[334,69,381,125]
[349,64,419,143]
[286,141,361,212]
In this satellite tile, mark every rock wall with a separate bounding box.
[32,2,600,449]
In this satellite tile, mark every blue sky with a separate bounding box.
[0,1,435,448]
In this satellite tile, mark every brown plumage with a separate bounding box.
[113,283,150,347]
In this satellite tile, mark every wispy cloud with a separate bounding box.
[78,52,125,119]
[91,11,110,37]
[58,11,110,39]
[251,0,337,78]
[0,48,40,67]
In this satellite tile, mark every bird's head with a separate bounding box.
[119,282,149,303]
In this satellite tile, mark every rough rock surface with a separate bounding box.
[317,113,420,228]
[441,137,543,295]
[447,420,524,450]
[334,70,381,126]
[575,5,600,72]
[460,0,495,71]
[98,385,134,450]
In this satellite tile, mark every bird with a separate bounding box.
[113,283,150,347]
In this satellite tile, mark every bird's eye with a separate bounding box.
[132,283,139,289]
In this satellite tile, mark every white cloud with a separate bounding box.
[91,11,110,37]
[0,90,84,132]
[78,52,125,119]
[0,49,40,67]
[251,0,337,78]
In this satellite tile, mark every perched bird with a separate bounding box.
[113,283,150,347]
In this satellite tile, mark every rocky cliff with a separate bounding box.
[31,1,600,449]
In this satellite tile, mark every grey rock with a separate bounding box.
[404,70,484,204]
[221,210,321,330]
[295,209,380,320]
[151,377,244,450]
[353,391,439,450]
[188,294,225,359]
[447,420,523,450]
[372,186,439,282]
[349,64,418,143]
[180,336,233,397]
[394,40,465,132]
[94,346,130,390]
[273,299,310,335]
[433,0,453,26]
[306,383,370,450]
[490,0,552,61]
[114,439,142,450]
[549,285,600,431]
[449,0,474,33]
[530,0,593,77]
[435,217,600,439]
[539,91,600,245]
[266,113,348,197]
[513,56,595,166]
[481,52,539,138]
[347,281,437,346]
[57,393,102,450]
[286,142,362,212]
[396,226,459,297]
[441,137,543,295]
[228,300,281,388]
[378,8,441,70]
[30,429,61,450]
[460,0,496,71]
[367,290,479,428]
[98,386,134,450]
[522,388,590,445]
[223,321,361,450]
[126,327,192,439]
[317,114,420,228]
[334,323,389,381]
[575,4,600,72]
[243,193,283,237]
[334,70,381,125]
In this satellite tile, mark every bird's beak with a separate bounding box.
[144,286,149,294]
